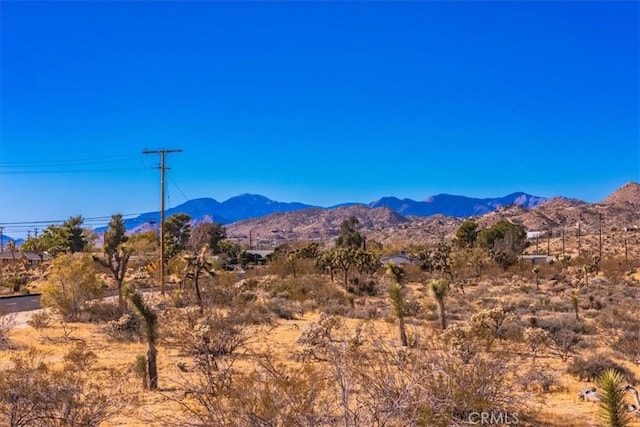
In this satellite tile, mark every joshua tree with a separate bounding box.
[93,214,132,307]
[386,263,408,347]
[124,285,158,390]
[182,244,215,312]
[532,267,540,289]
[429,278,449,330]
[597,368,630,427]
[571,291,580,321]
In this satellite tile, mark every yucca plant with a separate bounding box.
[389,282,408,347]
[597,368,629,427]
[571,291,580,321]
[386,263,408,347]
[124,285,159,390]
[429,278,449,330]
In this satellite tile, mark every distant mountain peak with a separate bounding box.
[602,181,640,206]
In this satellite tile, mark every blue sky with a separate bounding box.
[1,1,639,238]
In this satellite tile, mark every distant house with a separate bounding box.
[380,253,414,266]
[526,231,543,239]
[519,254,557,265]
[246,249,274,258]
[0,251,51,268]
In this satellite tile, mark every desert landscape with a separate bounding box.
[0,182,639,426]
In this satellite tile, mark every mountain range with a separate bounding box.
[6,183,639,246]
[226,182,640,247]
[114,191,548,234]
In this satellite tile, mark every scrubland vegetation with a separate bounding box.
[1,213,640,426]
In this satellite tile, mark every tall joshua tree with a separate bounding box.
[93,214,132,307]
[124,285,159,390]
[386,263,408,347]
[429,278,449,330]
[183,244,215,313]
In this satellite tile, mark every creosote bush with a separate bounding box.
[0,346,130,426]
[567,354,635,383]
[40,253,104,321]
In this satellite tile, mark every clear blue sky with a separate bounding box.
[1,0,639,238]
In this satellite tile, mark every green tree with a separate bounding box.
[455,220,479,248]
[128,230,159,255]
[188,222,227,254]
[336,216,364,249]
[63,215,90,253]
[39,216,91,255]
[386,263,408,347]
[476,220,527,270]
[39,225,68,256]
[124,285,159,390]
[41,253,103,321]
[164,213,192,260]
[93,214,132,307]
[20,236,47,264]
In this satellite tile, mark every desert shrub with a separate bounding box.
[518,368,559,393]
[469,306,516,351]
[312,283,354,314]
[521,327,551,364]
[567,354,636,383]
[0,347,129,426]
[230,302,274,325]
[80,300,129,323]
[167,288,193,308]
[0,312,16,350]
[611,329,640,365]
[294,312,363,363]
[40,253,104,321]
[440,322,481,364]
[266,297,299,320]
[103,313,141,341]
[27,310,52,330]
[419,350,524,426]
[229,356,336,426]
[163,309,251,369]
[538,315,588,361]
[347,276,379,296]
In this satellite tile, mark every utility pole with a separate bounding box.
[143,148,183,295]
[547,231,550,256]
[577,222,581,257]
[598,213,603,260]
[0,226,3,253]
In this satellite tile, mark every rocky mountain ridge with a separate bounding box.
[226,182,640,247]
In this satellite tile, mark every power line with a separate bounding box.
[0,153,152,175]
[0,154,140,167]
[0,212,145,227]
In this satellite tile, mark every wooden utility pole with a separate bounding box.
[547,231,550,256]
[577,222,581,257]
[143,148,183,294]
[598,213,603,260]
